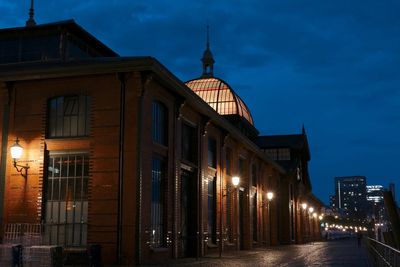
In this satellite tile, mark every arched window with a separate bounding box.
[48,95,91,138]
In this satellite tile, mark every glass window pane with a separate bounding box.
[48,96,91,138]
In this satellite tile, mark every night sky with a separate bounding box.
[2,1,400,204]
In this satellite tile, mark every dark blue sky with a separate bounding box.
[2,1,400,204]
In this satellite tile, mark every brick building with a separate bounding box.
[0,19,322,265]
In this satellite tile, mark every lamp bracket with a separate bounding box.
[13,160,29,178]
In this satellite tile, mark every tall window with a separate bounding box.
[238,158,245,177]
[44,153,89,246]
[151,156,166,247]
[208,138,217,168]
[208,177,216,244]
[152,101,168,145]
[182,123,197,163]
[48,95,91,138]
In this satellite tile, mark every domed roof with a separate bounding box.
[186,77,254,126]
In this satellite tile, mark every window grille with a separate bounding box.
[150,156,166,247]
[208,177,217,244]
[44,153,89,246]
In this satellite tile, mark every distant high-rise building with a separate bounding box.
[366,185,385,222]
[334,176,367,220]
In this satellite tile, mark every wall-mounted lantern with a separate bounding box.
[232,176,240,187]
[10,138,29,178]
[301,203,308,210]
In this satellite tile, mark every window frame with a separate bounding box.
[47,95,91,139]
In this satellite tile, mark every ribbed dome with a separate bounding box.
[185,77,254,126]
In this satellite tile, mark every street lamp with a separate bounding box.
[232,176,240,187]
[266,191,274,246]
[301,203,308,243]
[10,138,29,178]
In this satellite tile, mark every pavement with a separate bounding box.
[145,238,373,267]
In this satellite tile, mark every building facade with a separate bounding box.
[0,19,322,265]
[334,176,368,222]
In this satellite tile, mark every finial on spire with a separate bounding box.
[201,24,215,78]
[302,124,306,135]
[206,24,210,49]
[26,0,36,27]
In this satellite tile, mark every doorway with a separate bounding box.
[180,169,198,257]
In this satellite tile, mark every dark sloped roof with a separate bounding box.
[0,19,118,57]
[255,134,305,149]
[255,133,311,160]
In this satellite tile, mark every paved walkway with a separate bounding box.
[149,238,372,267]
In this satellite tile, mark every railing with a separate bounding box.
[3,223,43,246]
[365,237,400,267]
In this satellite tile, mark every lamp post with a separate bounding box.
[10,138,29,178]
[308,207,314,242]
[219,176,240,258]
[301,203,307,243]
[267,191,274,246]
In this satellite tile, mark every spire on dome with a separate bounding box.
[201,24,215,78]
[26,0,36,27]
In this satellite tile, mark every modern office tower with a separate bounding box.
[334,176,368,221]
[366,185,385,222]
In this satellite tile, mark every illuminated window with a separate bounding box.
[152,101,168,145]
[48,95,91,138]
[44,152,89,246]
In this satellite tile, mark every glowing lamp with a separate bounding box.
[232,176,240,187]
[10,138,29,178]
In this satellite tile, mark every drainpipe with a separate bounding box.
[0,83,11,239]
[117,73,126,263]
[135,73,150,265]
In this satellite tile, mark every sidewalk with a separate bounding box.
[141,238,372,267]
